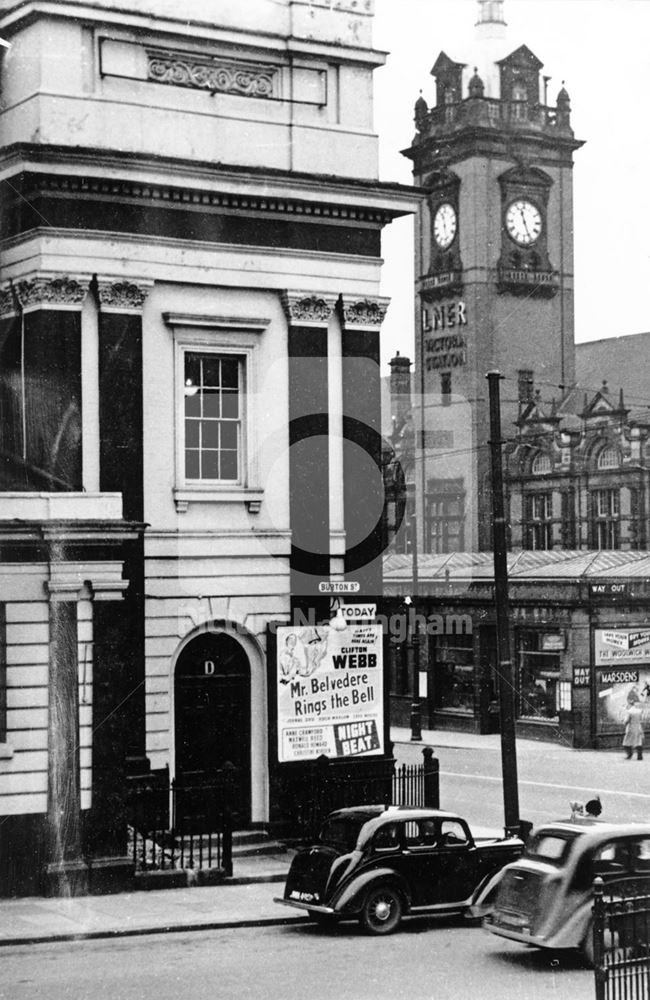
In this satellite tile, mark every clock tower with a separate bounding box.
[403,0,583,551]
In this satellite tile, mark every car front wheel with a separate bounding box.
[360,885,403,935]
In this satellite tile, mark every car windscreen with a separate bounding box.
[524,830,581,866]
[318,816,366,852]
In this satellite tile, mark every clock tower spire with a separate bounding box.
[403,7,584,552]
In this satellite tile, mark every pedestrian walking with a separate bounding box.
[623,698,644,760]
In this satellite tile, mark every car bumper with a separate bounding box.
[274,897,336,917]
[485,914,544,947]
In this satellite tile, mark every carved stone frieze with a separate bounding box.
[148,51,276,99]
[0,284,18,317]
[15,276,88,310]
[96,280,151,313]
[339,296,390,329]
[282,292,337,327]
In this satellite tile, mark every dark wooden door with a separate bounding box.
[174,632,251,824]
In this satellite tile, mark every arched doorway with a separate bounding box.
[174,631,251,824]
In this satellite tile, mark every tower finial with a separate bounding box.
[476,0,507,26]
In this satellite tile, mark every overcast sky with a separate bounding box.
[372,0,650,371]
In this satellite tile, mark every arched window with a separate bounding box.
[597,445,620,469]
[532,452,552,475]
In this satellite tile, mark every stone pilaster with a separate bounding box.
[96,276,149,777]
[283,292,337,606]
[85,582,135,895]
[44,578,88,897]
[338,296,390,595]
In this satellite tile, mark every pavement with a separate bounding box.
[0,726,629,947]
[0,850,303,947]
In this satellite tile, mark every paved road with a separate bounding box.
[0,920,593,1000]
[394,737,650,829]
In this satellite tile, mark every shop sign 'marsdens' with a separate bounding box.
[276,624,383,763]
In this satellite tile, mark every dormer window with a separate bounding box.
[532,452,552,475]
[597,446,620,470]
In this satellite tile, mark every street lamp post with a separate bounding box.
[408,512,424,741]
[486,371,520,837]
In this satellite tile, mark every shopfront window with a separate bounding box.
[432,632,474,713]
[517,631,562,720]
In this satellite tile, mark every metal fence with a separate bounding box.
[287,747,440,842]
[128,773,233,875]
[393,748,439,807]
[126,749,440,873]
[594,877,650,1000]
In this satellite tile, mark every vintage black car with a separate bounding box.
[274,805,524,934]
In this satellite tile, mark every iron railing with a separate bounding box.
[127,750,440,869]
[127,773,233,875]
[285,747,440,842]
[393,747,439,807]
[594,877,650,1000]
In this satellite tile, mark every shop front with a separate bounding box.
[384,550,650,749]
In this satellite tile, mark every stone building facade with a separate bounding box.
[0,0,416,896]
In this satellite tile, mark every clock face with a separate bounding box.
[505,199,542,246]
[433,202,457,249]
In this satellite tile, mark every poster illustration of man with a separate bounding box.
[279,633,301,685]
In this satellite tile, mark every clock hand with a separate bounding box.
[518,205,532,239]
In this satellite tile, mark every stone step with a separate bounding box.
[181,830,288,859]
[232,830,288,858]
[232,829,274,847]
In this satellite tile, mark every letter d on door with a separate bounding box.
[204,660,215,676]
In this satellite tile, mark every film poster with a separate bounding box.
[276,623,384,763]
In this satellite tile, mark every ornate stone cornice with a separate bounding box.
[339,295,391,330]
[96,279,152,313]
[282,292,337,328]
[147,49,277,99]
[30,174,394,227]
[12,275,89,312]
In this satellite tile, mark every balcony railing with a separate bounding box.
[417,98,565,137]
